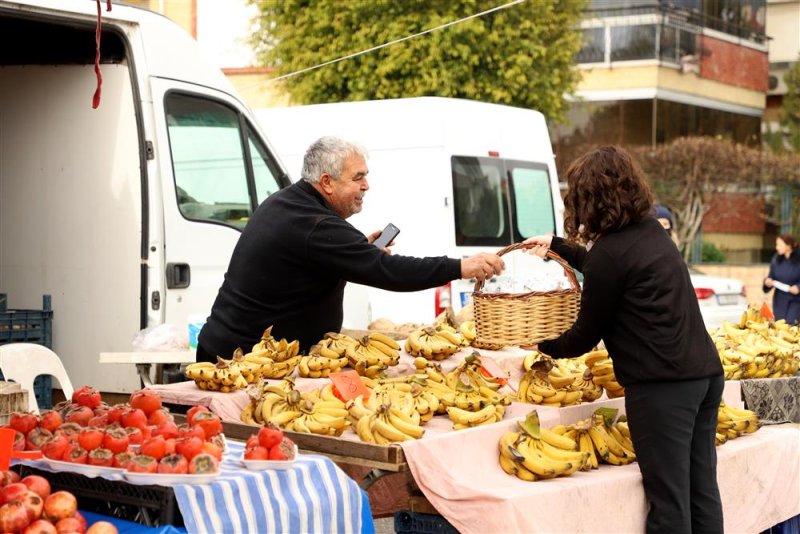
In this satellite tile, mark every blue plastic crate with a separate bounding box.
[0,293,54,409]
[394,511,459,534]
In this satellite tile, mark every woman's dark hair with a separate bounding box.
[778,233,797,249]
[562,146,654,242]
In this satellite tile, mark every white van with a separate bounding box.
[0,1,290,392]
[257,97,565,328]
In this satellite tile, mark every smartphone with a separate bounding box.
[373,223,400,249]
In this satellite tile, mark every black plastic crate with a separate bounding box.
[0,293,54,409]
[18,465,183,527]
[395,510,459,534]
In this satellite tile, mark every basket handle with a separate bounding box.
[473,243,580,294]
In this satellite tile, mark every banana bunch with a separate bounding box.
[406,364,456,414]
[447,402,504,429]
[405,326,463,360]
[498,412,589,481]
[248,326,301,363]
[354,403,425,444]
[240,381,305,427]
[585,351,625,398]
[373,379,441,424]
[284,399,349,436]
[516,370,583,406]
[185,354,251,392]
[716,401,759,445]
[566,413,636,467]
[345,333,401,378]
[443,379,507,429]
[297,345,348,378]
[319,332,359,357]
[459,321,477,346]
[445,353,510,393]
[713,317,800,379]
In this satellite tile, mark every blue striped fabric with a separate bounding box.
[173,441,368,534]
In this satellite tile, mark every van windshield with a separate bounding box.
[452,156,556,246]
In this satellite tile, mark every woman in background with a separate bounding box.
[525,146,723,533]
[763,234,800,324]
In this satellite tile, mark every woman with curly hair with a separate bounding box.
[525,146,724,533]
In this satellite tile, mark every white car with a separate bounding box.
[688,267,748,330]
[445,264,746,332]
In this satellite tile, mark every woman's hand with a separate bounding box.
[523,235,553,248]
[523,235,553,258]
[790,285,799,295]
[764,277,774,288]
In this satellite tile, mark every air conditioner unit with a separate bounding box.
[768,69,789,95]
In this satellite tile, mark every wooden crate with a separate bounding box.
[0,381,28,424]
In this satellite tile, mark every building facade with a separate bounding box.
[552,0,769,166]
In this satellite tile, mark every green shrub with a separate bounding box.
[701,241,727,263]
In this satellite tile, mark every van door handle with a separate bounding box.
[166,263,191,289]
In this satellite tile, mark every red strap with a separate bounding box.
[92,0,113,108]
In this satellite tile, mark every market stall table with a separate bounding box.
[17,441,373,534]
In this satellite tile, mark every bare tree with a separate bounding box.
[628,138,800,260]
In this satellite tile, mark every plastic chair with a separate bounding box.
[0,343,74,413]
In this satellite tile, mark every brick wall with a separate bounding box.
[699,35,768,92]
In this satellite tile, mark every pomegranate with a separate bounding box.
[24,518,58,533]
[43,491,78,523]
[21,476,50,500]
[3,482,31,504]
[17,490,44,522]
[85,521,119,534]
[0,500,32,532]
[53,516,83,532]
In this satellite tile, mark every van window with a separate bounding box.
[452,156,556,246]
[509,163,556,239]
[247,125,281,204]
[452,156,510,246]
[165,94,282,229]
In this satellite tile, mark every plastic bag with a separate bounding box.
[131,323,189,352]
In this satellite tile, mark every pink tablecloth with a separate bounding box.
[399,423,800,534]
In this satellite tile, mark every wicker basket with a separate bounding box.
[473,244,580,350]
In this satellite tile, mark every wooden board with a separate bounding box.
[175,414,409,472]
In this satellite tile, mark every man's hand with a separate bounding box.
[367,229,393,254]
[461,253,505,282]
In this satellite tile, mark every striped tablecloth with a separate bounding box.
[174,441,370,534]
[17,441,372,534]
